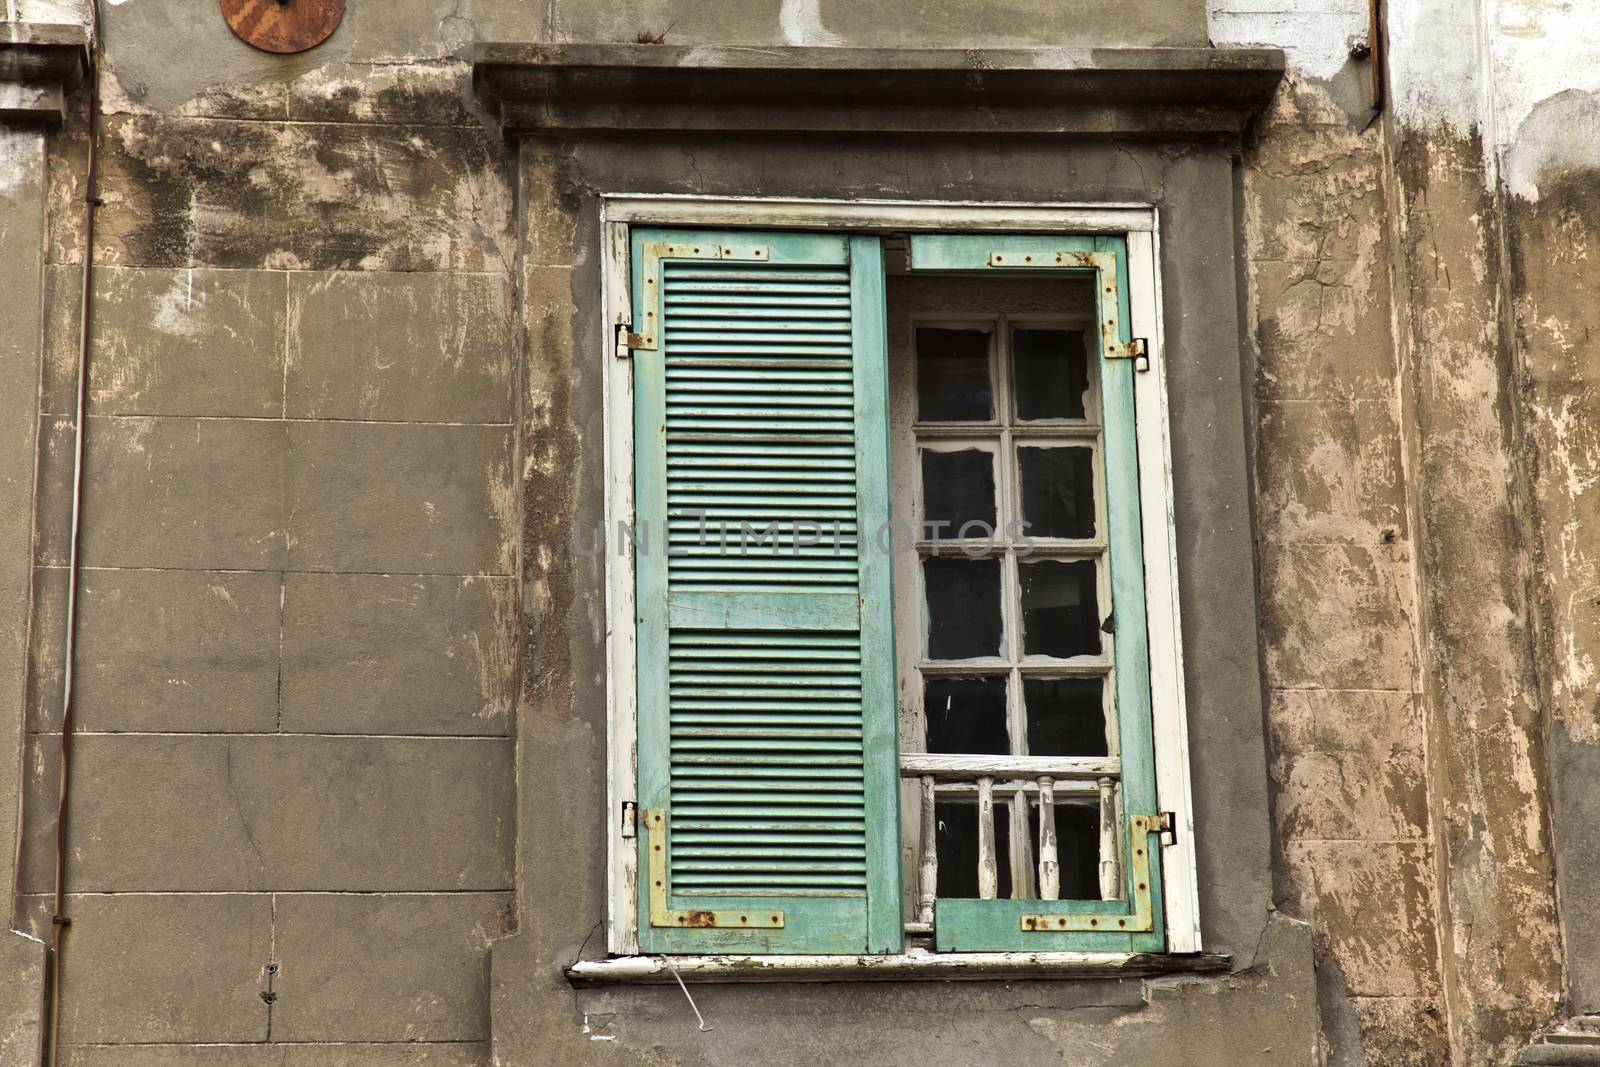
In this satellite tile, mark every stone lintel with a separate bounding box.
[472,43,1285,141]
[0,22,88,125]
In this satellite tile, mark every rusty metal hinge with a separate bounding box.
[643,807,785,930]
[631,241,770,352]
[621,800,637,839]
[984,249,1144,363]
[1020,813,1166,934]
[615,323,643,359]
[1127,337,1151,372]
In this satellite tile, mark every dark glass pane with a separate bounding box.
[916,328,993,422]
[1017,446,1096,539]
[935,798,1013,899]
[1019,559,1101,658]
[1028,800,1100,900]
[1023,677,1108,756]
[924,676,1009,754]
[924,558,1003,660]
[921,448,997,536]
[1013,328,1089,421]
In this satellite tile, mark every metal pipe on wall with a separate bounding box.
[40,0,102,1062]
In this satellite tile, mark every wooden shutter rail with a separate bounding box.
[981,248,1146,364]
[643,808,785,930]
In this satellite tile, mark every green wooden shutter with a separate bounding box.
[632,227,900,955]
[908,234,1165,954]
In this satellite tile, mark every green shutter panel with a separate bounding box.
[632,228,900,955]
[907,234,1165,953]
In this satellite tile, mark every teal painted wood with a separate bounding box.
[911,234,1165,954]
[667,590,860,632]
[633,225,676,951]
[1095,233,1165,955]
[634,227,900,954]
[908,234,1100,272]
[935,898,1137,953]
[849,235,904,953]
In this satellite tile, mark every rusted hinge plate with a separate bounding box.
[984,249,1145,362]
[631,241,770,352]
[987,250,1104,269]
[643,807,785,930]
[1020,813,1165,934]
[615,323,644,358]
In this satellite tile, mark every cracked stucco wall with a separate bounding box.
[1240,72,1449,1064]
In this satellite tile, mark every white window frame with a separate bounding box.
[599,195,1198,958]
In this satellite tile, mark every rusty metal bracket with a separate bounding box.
[621,800,637,839]
[642,807,785,930]
[631,240,770,351]
[1020,812,1168,933]
[984,249,1143,361]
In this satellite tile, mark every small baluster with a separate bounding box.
[1011,786,1032,899]
[1037,776,1060,900]
[917,775,937,925]
[977,776,998,900]
[1098,776,1122,900]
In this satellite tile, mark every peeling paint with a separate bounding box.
[779,0,843,46]
[1208,0,1368,82]
[0,128,43,197]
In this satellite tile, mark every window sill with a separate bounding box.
[567,950,1230,985]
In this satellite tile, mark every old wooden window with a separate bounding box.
[603,204,1196,964]
[892,236,1163,953]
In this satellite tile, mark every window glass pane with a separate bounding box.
[1027,800,1100,900]
[1017,446,1096,539]
[1023,677,1108,756]
[916,327,993,422]
[924,676,1009,754]
[935,798,1013,899]
[924,558,1003,660]
[1019,559,1101,658]
[921,448,997,536]
[1013,328,1089,421]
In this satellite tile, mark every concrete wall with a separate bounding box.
[1,0,1597,1065]
[5,7,520,1060]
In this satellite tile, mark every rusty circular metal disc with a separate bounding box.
[221,0,345,55]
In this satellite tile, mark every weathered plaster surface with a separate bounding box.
[1508,168,1600,1020]
[1222,0,1600,1059]
[5,4,522,1061]
[1383,0,1600,197]
[0,121,49,1067]
[1,0,1596,1063]
[1208,0,1368,82]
